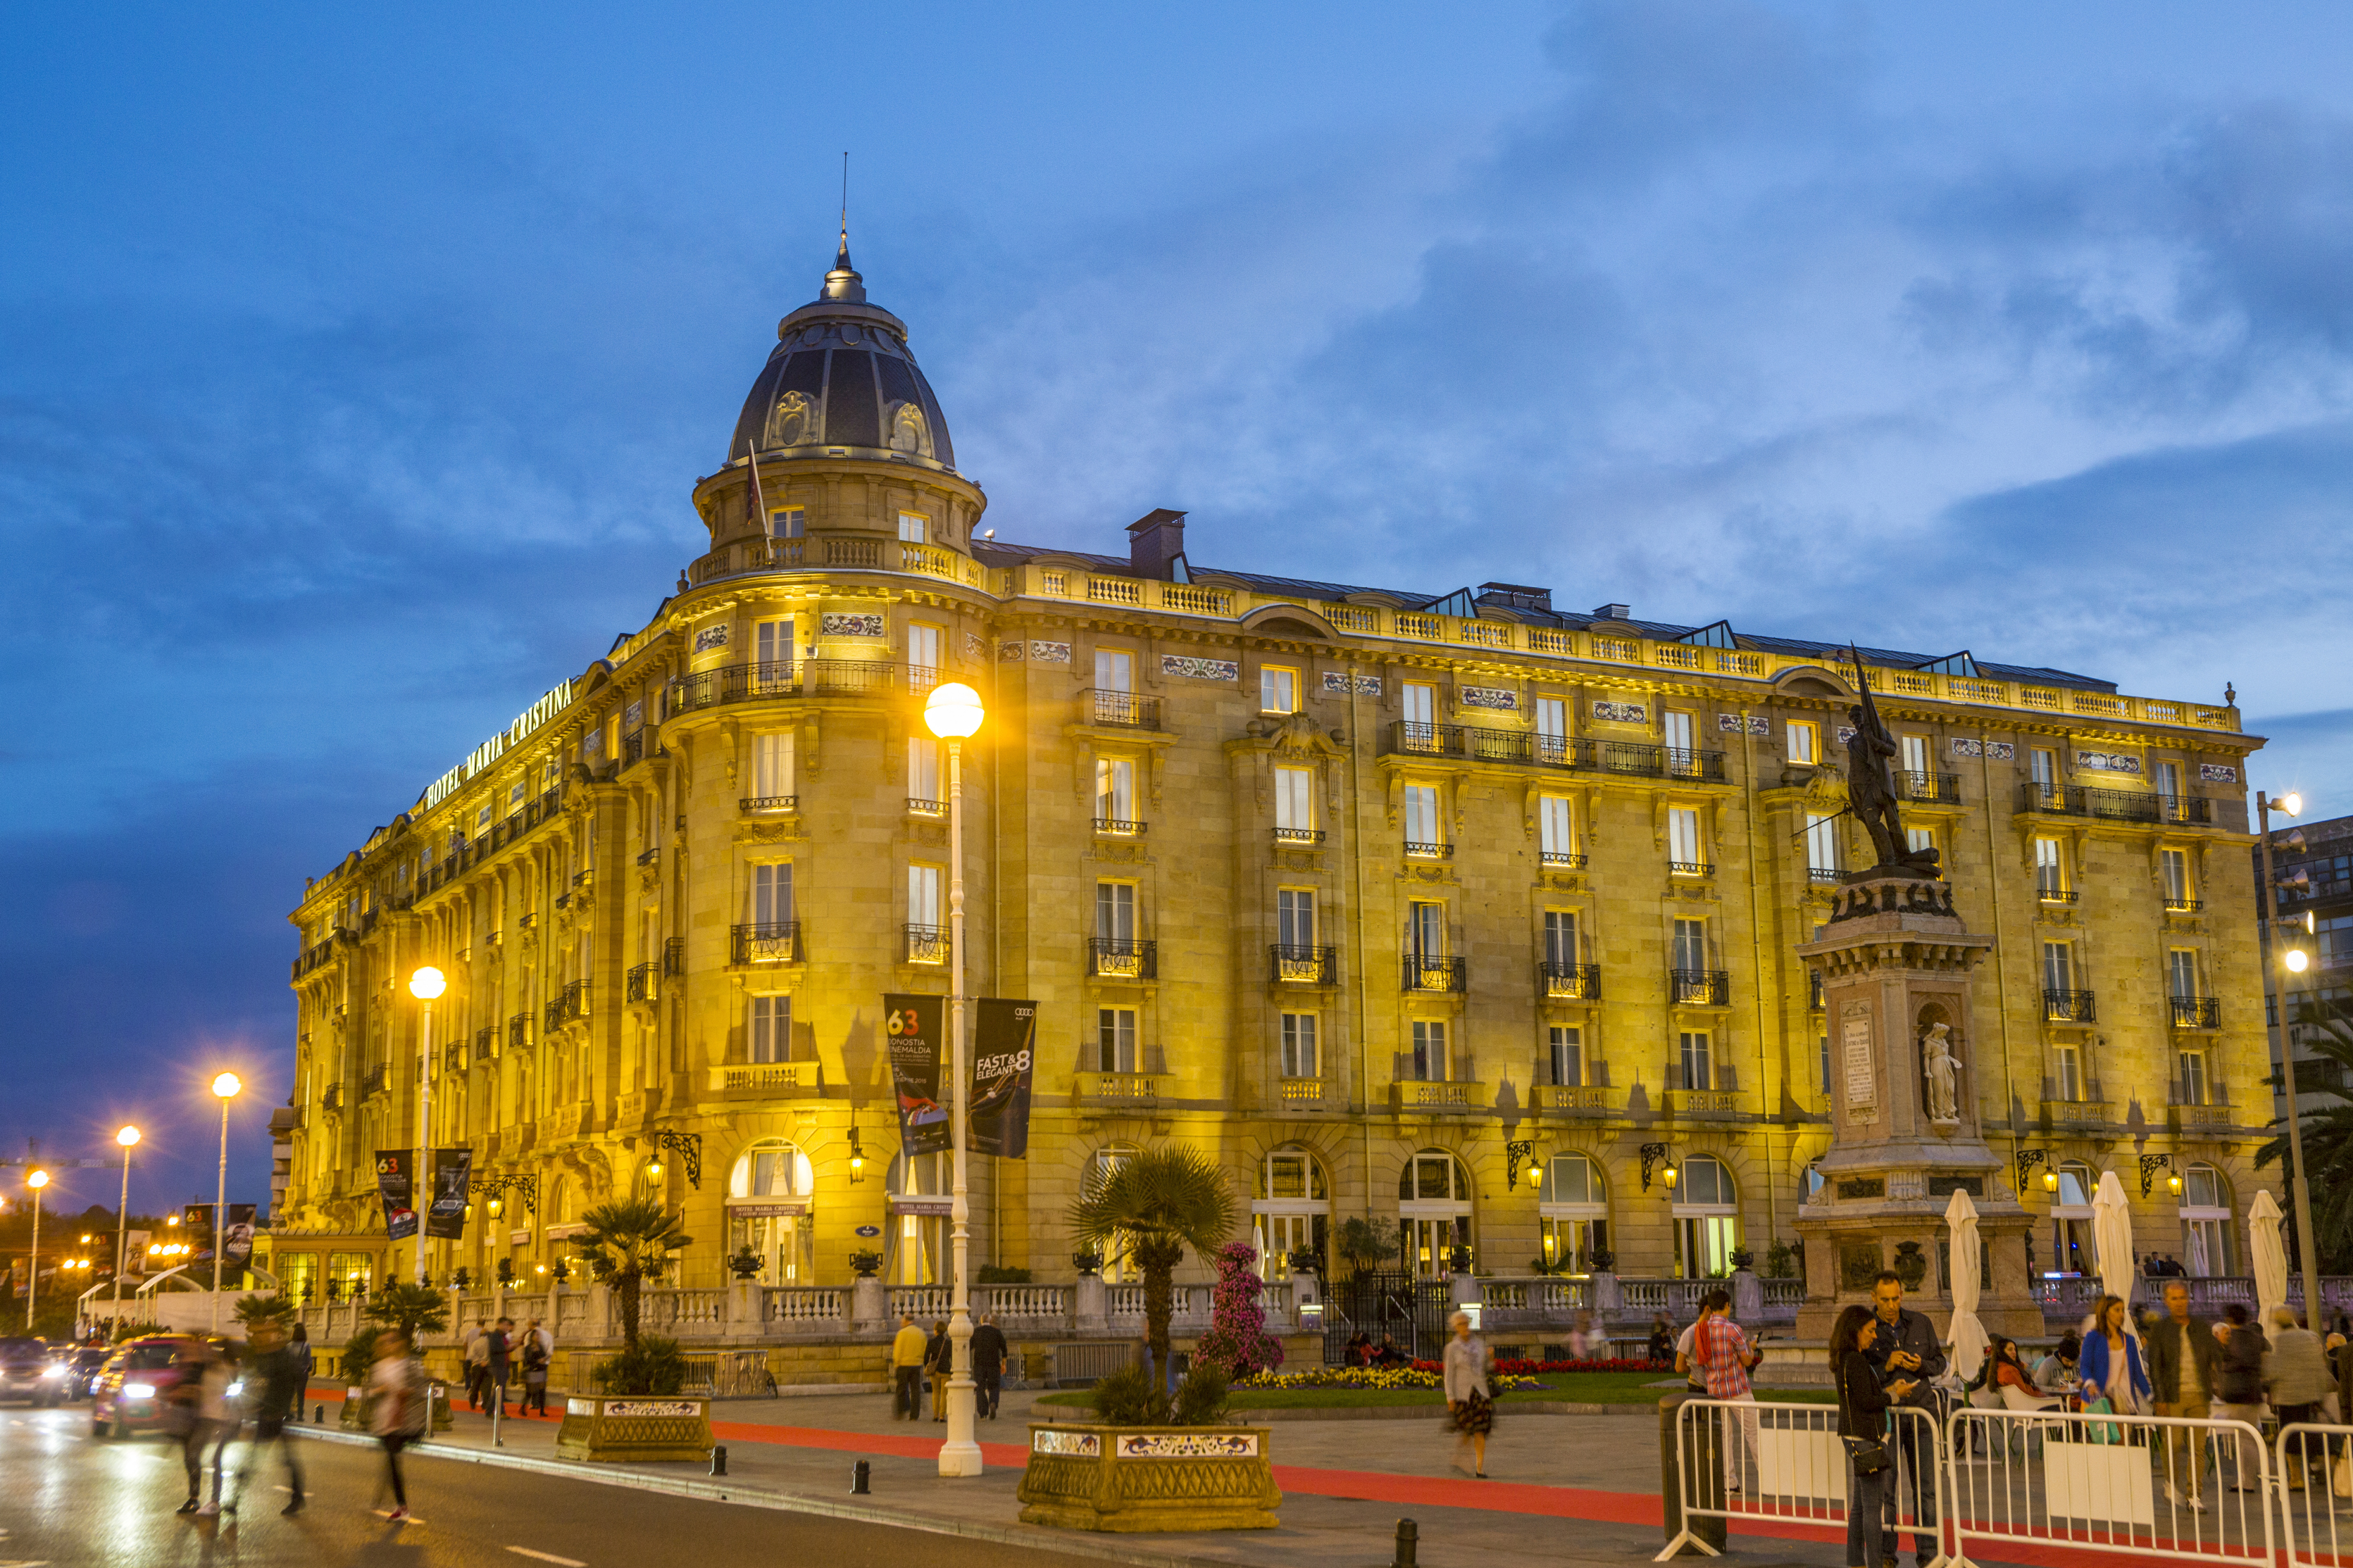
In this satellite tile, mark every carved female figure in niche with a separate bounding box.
[1922,1022,1961,1123]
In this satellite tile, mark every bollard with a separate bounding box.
[711,1445,728,1477]
[1392,1518,1418,1568]
[851,1459,870,1495]
[313,1403,325,1424]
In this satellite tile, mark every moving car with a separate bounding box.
[89,1335,211,1437]
[54,1346,112,1401]
[0,1338,66,1406]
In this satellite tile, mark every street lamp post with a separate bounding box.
[24,1169,48,1331]
[113,1126,140,1332]
[211,1072,241,1332]
[924,679,985,1479]
[2258,789,2325,1322]
[410,966,447,1288]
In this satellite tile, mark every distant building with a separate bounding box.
[270,240,2276,1305]
[2259,811,2353,1139]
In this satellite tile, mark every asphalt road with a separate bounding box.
[0,1405,1102,1568]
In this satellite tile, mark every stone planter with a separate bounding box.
[554,1393,713,1463]
[1016,1422,1280,1532]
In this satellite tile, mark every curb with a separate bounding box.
[285,1424,1239,1568]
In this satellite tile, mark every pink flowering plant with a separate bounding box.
[1191,1242,1286,1379]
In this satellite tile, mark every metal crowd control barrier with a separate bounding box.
[1658,1398,1943,1560]
[2276,1422,2353,1568]
[1945,1406,2271,1568]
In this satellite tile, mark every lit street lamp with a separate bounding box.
[923,679,985,1478]
[410,965,447,1288]
[2258,786,2324,1322]
[211,1072,241,1331]
[113,1125,140,1331]
[23,1169,48,1330]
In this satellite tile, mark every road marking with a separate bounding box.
[370,1510,424,1524]
[506,1550,586,1567]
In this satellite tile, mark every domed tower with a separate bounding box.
[687,235,987,567]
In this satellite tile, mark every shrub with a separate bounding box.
[1191,1242,1284,1379]
[1171,1365,1231,1426]
[976,1265,1033,1284]
[1087,1362,1168,1425]
[595,1334,687,1396]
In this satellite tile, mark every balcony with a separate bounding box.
[664,936,685,977]
[2037,885,2078,904]
[713,1061,824,1099]
[739,794,797,813]
[1600,741,1727,783]
[1806,867,1842,884]
[473,1025,494,1058]
[1402,955,1467,993]
[1390,1079,1487,1114]
[2168,1081,2234,1133]
[362,1063,388,1097]
[1270,944,1337,984]
[1669,860,1716,878]
[905,924,949,965]
[1392,721,1582,765]
[1273,827,1325,846]
[1896,771,1961,804]
[2171,995,2221,1029]
[2018,782,2214,824]
[1532,1083,1617,1115]
[1082,690,1161,729]
[2040,1086,2112,1129]
[2164,897,2203,913]
[732,922,804,965]
[1404,841,1452,859]
[292,939,336,980]
[544,980,589,1031]
[666,658,903,713]
[1278,1077,1329,1109]
[1080,1071,1171,1107]
[1087,938,1158,980]
[625,962,657,1004]
[1541,961,1601,1001]
[320,1084,342,1112]
[1540,851,1587,869]
[508,1013,532,1050]
[1094,817,1147,837]
[906,797,945,817]
[1669,969,1730,1006]
[2042,989,2097,1023]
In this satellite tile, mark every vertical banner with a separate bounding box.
[426,1149,473,1239]
[375,1150,418,1241]
[883,993,950,1156]
[970,998,1037,1159]
[223,1204,257,1269]
[122,1229,150,1277]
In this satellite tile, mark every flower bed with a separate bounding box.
[1233,1367,1549,1393]
[1406,1357,1667,1376]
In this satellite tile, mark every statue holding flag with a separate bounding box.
[1844,646,1940,876]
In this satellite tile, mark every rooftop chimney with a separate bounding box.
[1592,603,1631,620]
[1127,508,1189,582]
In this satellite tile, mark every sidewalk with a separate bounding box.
[297,1383,1852,1568]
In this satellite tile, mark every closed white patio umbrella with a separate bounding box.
[1944,1186,1990,1384]
[2091,1170,2139,1329]
[2249,1188,2288,1329]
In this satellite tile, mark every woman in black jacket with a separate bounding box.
[2213,1303,2267,1491]
[1834,1304,1918,1568]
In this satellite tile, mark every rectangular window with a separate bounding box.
[907,624,942,686]
[751,863,794,927]
[1536,697,1567,761]
[1096,1008,1137,1072]
[1548,1025,1582,1087]
[1679,1030,1713,1092]
[2178,1048,2208,1106]
[897,511,928,544]
[769,507,804,538]
[909,865,942,931]
[2030,748,2056,786]
[1095,758,1135,826]
[1672,917,1707,972]
[2042,940,2073,993]
[1804,813,1838,875]
[750,996,791,1063]
[1543,910,1578,969]
[908,739,942,808]
[2054,1043,2082,1102]
[1259,666,1299,714]
[1900,734,1928,775]
[1787,720,1818,765]
[1096,882,1137,942]
[1664,710,1694,770]
[1404,784,1442,851]
[1402,682,1436,728]
[751,732,794,803]
[1668,807,1702,871]
[1281,1013,1318,1078]
[755,616,796,670]
[1409,901,1446,958]
[1540,796,1575,860]
[2155,760,2183,801]
[1278,889,1316,948]
[2035,837,2065,898]
[1905,826,1935,855]
[1410,1020,1448,1081]
[1094,648,1132,691]
[2161,848,2191,905]
[1275,767,1315,834]
[2168,948,2200,1000]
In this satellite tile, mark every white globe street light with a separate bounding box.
[410,967,446,1287]
[24,1169,48,1331]
[211,1072,241,1331]
[113,1126,141,1330]
[923,679,985,1477]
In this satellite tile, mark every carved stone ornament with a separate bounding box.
[766,389,816,448]
[1921,1022,1961,1125]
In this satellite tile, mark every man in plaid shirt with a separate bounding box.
[1691,1288,1761,1491]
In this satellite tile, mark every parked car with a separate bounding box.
[0,1338,65,1406]
[89,1335,214,1438]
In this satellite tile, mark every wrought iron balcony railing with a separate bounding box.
[1896,771,1961,804]
[1273,827,1325,845]
[1540,850,1587,868]
[1402,955,1467,993]
[2043,989,2098,1023]
[2037,884,2078,903]
[663,936,685,977]
[625,962,656,1003]
[1541,961,1601,1000]
[1385,721,1726,782]
[1669,860,1716,878]
[739,794,797,813]
[508,1013,531,1049]
[2164,897,2202,913]
[1669,969,1731,1005]
[1404,841,1452,859]
[1082,689,1161,729]
[2171,995,2220,1029]
[666,658,904,713]
[1087,938,1157,979]
[2018,782,2214,824]
[544,980,589,1031]
[905,924,949,964]
[732,922,804,965]
[1270,944,1337,984]
[1094,817,1147,836]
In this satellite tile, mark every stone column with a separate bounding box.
[1074,1274,1108,1336]
[850,1274,887,1334]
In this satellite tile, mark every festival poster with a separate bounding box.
[223,1203,256,1268]
[883,993,950,1157]
[970,998,1037,1159]
[375,1149,418,1241]
[426,1148,473,1239]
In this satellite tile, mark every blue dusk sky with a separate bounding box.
[6,1,2353,1210]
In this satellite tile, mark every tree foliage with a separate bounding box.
[2258,995,2353,1272]
[570,1198,692,1350]
[1069,1145,1238,1385]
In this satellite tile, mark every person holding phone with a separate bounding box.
[1835,1305,1916,1568]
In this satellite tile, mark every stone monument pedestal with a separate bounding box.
[1794,872,2042,1343]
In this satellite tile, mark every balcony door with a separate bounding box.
[1278,889,1316,949]
[1097,882,1135,943]
[1544,910,1578,970]
[754,617,796,689]
[1095,648,1132,692]
[1399,1150,1473,1279]
[751,863,794,929]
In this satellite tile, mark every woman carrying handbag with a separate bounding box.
[2077,1295,2151,1443]
[1835,1305,1915,1568]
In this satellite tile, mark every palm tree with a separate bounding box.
[2259,994,2353,1271]
[1069,1146,1239,1390]
[570,1198,691,1350]
[363,1281,451,1346]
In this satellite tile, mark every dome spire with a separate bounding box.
[822,151,866,303]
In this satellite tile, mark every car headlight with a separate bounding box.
[42,1364,65,1378]
[125,1382,156,1399]
[227,1380,245,1399]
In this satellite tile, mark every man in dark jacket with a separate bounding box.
[1864,1272,1947,1568]
[239,1319,308,1514]
[486,1317,514,1416]
[970,1313,1009,1419]
[2145,1279,2219,1508]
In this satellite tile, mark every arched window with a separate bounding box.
[887,1150,951,1286]
[1397,1148,1473,1278]
[1671,1155,1738,1279]
[1252,1146,1330,1279]
[728,1139,815,1285]
[2178,1162,2233,1276]
[1540,1153,1609,1274]
[2049,1160,2096,1277]
[1081,1144,1140,1282]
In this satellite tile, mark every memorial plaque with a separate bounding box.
[1841,1002,1878,1124]
[1840,1242,1885,1289]
[1837,1177,1885,1200]
[1927,1175,1985,1198]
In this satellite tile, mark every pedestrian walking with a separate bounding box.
[238,1319,308,1515]
[1567,1312,1594,1362]
[368,1329,428,1522]
[166,1341,212,1516]
[2266,1305,2330,1490]
[970,1312,1007,1419]
[890,1314,927,1420]
[520,1329,550,1417]
[2145,1279,2218,1511]
[463,1320,490,1410]
[927,1319,951,1422]
[1692,1286,1761,1493]
[2212,1305,2267,1491]
[1835,1304,1914,1568]
[289,1322,314,1390]
[189,1341,242,1517]
[486,1316,515,1416]
[1442,1310,1494,1478]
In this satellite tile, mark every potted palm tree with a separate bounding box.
[1019,1146,1279,1532]
[554,1198,709,1463]
[335,1283,454,1432]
